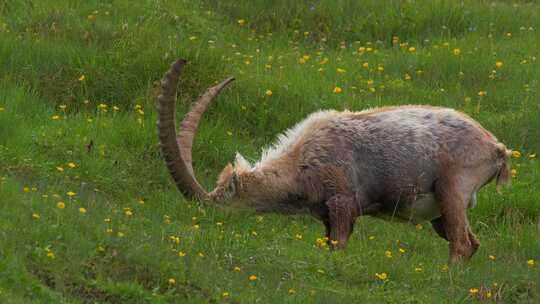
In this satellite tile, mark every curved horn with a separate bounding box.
[157,59,235,201]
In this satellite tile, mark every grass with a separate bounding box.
[0,0,539,302]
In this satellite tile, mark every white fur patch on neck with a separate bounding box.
[254,110,340,168]
[234,152,252,173]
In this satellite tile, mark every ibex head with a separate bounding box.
[157,59,266,206]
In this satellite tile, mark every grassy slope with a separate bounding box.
[0,0,539,303]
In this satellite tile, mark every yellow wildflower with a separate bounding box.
[333,86,342,94]
[67,191,76,197]
[288,288,296,295]
[362,62,369,69]
[248,275,257,281]
[68,162,76,168]
[52,115,60,120]
[178,251,186,257]
[527,153,536,159]
[336,68,346,73]
[512,150,521,158]
[237,19,246,26]
[57,202,65,209]
[527,259,535,266]
[453,48,461,56]
[385,250,392,258]
[495,61,503,69]
[511,168,517,178]
[408,47,416,53]
[32,213,40,220]
[469,288,479,295]
[478,91,487,97]
[168,278,176,285]
[489,255,496,261]
[78,75,86,81]
[222,292,230,298]
[375,272,388,281]
[234,266,241,272]
[265,89,273,97]
[79,207,87,214]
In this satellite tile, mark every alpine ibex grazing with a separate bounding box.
[157,59,511,263]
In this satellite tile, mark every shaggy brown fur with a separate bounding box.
[157,59,511,263]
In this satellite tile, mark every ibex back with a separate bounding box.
[157,59,511,263]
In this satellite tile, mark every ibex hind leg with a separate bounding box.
[435,175,479,264]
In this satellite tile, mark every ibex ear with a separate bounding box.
[234,152,252,173]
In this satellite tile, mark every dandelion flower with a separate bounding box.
[511,168,517,178]
[527,153,536,159]
[32,212,40,220]
[234,266,241,272]
[52,115,60,120]
[178,251,186,257]
[330,240,338,246]
[399,248,406,254]
[68,162,76,168]
[489,255,496,261]
[495,61,503,69]
[333,86,342,94]
[46,251,55,258]
[375,272,388,281]
[79,207,87,214]
[237,19,246,26]
[368,235,375,240]
[362,62,369,69]
[512,150,521,158]
[222,292,230,298]
[478,91,487,97]
[288,288,296,295]
[527,259,535,266]
[248,275,257,281]
[168,278,176,285]
[265,89,273,97]
[57,202,65,209]
[295,234,303,240]
[404,73,412,80]
[192,224,200,230]
[453,48,461,56]
[385,250,392,258]
[469,288,479,295]
[67,191,76,197]
[125,210,133,216]
[408,47,416,53]
[78,75,86,81]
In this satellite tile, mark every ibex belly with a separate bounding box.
[396,193,440,224]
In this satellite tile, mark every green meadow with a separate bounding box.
[0,0,539,302]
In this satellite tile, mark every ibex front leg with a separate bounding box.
[325,195,359,248]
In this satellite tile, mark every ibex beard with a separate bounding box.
[157,59,511,264]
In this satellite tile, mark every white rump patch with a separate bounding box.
[254,110,339,168]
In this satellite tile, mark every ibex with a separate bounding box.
[157,59,511,263]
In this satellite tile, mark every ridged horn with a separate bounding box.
[157,59,235,200]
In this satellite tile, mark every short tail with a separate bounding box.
[495,143,511,193]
